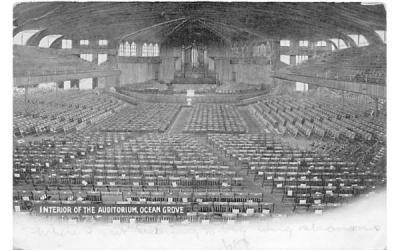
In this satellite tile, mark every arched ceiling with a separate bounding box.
[121,18,261,46]
[13,2,386,44]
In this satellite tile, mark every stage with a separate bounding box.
[171,71,218,85]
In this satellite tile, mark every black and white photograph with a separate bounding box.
[9,1,390,249]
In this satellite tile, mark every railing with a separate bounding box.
[280,72,385,85]
[14,67,120,78]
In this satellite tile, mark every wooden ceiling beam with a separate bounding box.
[14,2,386,44]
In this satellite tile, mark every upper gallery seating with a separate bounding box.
[282,45,386,85]
[208,133,385,213]
[247,95,385,140]
[184,104,248,133]
[13,132,273,221]
[13,90,123,137]
[13,45,114,77]
[93,103,181,132]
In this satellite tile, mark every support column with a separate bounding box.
[375,97,379,117]
[290,55,296,65]
[93,77,98,89]
[271,40,280,71]
[137,42,143,57]
[181,45,185,75]
[24,85,28,115]
[204,47,208,74]
[93,53,99,64]
[342,90,345,112]
[271,40,281,87]
[72,39,78,49]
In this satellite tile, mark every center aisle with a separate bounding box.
[237,106,266,134]
[167,106,192,134]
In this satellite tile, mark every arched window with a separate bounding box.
[329,39,347,50]
[154,43,159,56]
[124,41,131,56]
[231,45,236,57]
[148,43,154,57]
[348,34,369,47]
[39,34,62,48]
[265,41,272,54]
[13,29,41,45]
[358,35,369,47]
[243,45,248,57]
[234,46,239,56]
[253,46,258,57]
[130,42,136,56]
[260,44,266,57]
[118,43,124,56]
[375,30,386,43]
[142,43,148,57]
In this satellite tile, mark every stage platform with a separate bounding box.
[115,88,269,104]
[171,76,217,85]
[171,71,218,85]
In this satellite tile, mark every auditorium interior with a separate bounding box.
[12,2,386,224]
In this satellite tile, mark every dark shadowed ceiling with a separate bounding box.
[13,2,386,45]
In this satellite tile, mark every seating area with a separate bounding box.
[184,104,248,133]
[12,67,386,223]
[13,90,123,137]
[13,132,276,221]
[93,103,181,132]
[285,45,386,85]
[247,95,385,141]
[208,133,385,213]
[310,139,384,169]
[12,88,386,222]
